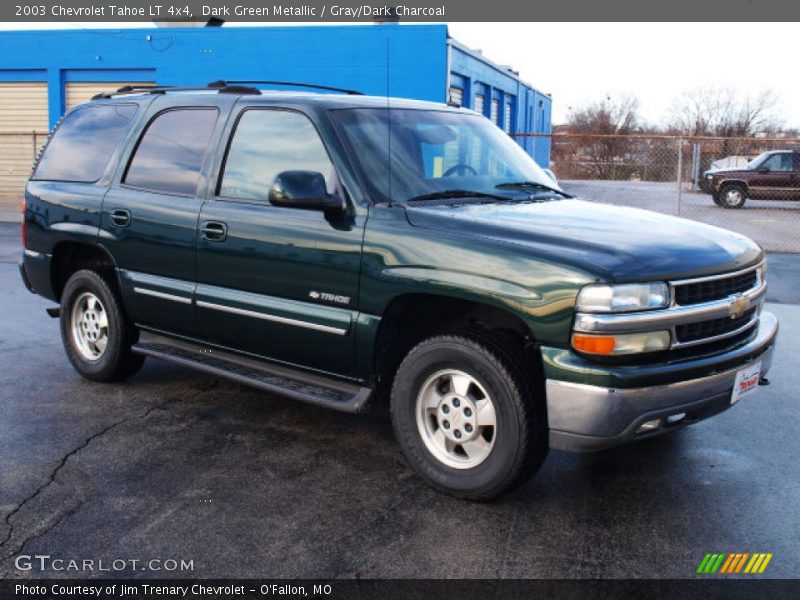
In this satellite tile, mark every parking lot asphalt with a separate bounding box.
[1,224,799,579]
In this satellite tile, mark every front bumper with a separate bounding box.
[544,311,778,452]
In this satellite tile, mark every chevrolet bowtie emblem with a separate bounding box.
[728,294,750,319]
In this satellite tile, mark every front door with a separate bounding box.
[195,107,365,377]
[101,102,223,335]
[749,152,795,200]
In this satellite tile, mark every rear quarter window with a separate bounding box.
[123,108,218,196]
[32,104,137,183]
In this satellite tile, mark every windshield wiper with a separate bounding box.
[406,189,509,203]
[495,181,572,197]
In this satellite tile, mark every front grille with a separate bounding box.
[675,308,757,343]
[673,269,757,305]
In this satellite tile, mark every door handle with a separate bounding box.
[110,208,131,228]
[200,220,228,242]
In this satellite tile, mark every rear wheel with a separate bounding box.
[719,183,747,209]
[390,332,547,500]
[60,269,144,382]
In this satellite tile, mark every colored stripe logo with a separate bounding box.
[697,552,773,574]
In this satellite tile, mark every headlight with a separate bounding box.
[576,282,670,313]
[706,174,714,179]
[572,331,671,355]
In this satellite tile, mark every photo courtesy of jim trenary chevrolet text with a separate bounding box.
[0,0,799,598]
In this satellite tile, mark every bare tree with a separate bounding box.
[667,87,783,138]
[560,95,642,179]
[566,94,641,136]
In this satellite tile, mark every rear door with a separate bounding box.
[100,97,232,336]
[195,106,366,377]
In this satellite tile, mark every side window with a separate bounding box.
[762,153,793,172]
[33,104,137,182]
[219,110,335,202]
[124,108,218,196]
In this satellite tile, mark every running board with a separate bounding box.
[132,332,372,413]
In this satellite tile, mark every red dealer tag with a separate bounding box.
[731,361,762,405]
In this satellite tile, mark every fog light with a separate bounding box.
[637,419,661,433]
[572,330,671,355]
[665,413,686,424]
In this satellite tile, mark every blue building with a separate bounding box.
[0,24,551,196]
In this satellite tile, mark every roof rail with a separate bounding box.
[90,83,261,100]
[208,80,364,95]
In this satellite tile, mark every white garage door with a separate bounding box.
[66,82,153,108]
[0,82,48,196]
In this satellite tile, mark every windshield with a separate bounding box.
[747,152,771,169]
[331,108,560,204]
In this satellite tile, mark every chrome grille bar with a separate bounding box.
[574,261,766,350]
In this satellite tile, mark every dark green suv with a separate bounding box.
[19,83,778,500]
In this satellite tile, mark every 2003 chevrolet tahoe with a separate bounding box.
[19,82,778,499]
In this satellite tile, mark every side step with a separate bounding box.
[132,332,372,413]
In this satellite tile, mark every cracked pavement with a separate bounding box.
[1,223,800,578]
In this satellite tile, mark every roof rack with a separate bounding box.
[208,80,364,95]
[91,83,262,100]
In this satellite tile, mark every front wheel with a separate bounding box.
[390,333,547,501]
[719,184,747,209]
[60,269,145,382]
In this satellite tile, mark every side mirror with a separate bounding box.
[268,171,345,213]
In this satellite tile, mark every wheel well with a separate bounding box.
[719,180,748,193]
[373,294,541,401]
[51,242,117,302]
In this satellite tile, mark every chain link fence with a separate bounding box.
[513,133,800,253]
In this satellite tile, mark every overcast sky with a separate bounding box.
[0,22,795,127]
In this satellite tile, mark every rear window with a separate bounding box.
[123,108,218,196]
[32,104,137,182]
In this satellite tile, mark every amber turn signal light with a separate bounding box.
[572,334,616,355]
[572,330,671,356]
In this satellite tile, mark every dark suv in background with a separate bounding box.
[704,150,800,208]
[19,82,778,500]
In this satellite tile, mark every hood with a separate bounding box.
[404,199,762,282]
[705,166,751,176]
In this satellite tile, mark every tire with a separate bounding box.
[59,269,144,382]
[390,332,548,501]
[711,193,724,207]
[718,183,747,209]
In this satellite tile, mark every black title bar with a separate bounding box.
[4,0,800,22]
[2,579,800,600]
